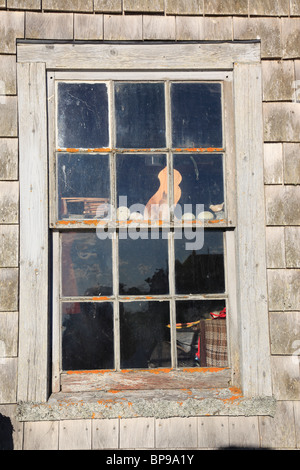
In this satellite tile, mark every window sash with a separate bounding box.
[50,72,234,388]
[48,71,236,230]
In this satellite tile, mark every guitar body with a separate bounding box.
[144,166,182,221]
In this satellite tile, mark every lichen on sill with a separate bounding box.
[16,388,277,421]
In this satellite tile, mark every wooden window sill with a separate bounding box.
[16,368,276,421]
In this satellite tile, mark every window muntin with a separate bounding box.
[52,75,232,379]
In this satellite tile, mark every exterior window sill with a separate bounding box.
[16,388,276,422]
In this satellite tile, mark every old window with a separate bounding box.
[49,73,235,391]
[17,43,272,416]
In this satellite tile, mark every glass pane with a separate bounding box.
[61,232,113,297]
[116,154,168,220]
[119,234,169,295]
[120,301,171,369]
[171,83,222,148]
[115,82,166,148]
[175,230,225,294]
[173,154,224,220]
[57,153,110,219]
[57,82,109,149]
[62,302,114,370]
[175,300,227,368]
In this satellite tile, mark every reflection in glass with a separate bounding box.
[175,300,227,368]
[62,302,114,370]
[116,154,167,217]
[120,301,171,369]
[173,154,224,220]
[119,234,169,295]
[171,83,222,148]
[57,82,109,149]
[57,153,110,219]
[115,82,166,148]
[175,230,225,294]
[61,232,113,297]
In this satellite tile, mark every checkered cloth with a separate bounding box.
[200,319,228,367]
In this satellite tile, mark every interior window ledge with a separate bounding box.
[16,389,276,422]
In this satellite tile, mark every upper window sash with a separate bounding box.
[48,71,236,230]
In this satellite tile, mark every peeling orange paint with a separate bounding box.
[181,367,226,373]
[92,296,110,301]
[174,147,223,153]
[207,219,225,224]
[66,369,113,375]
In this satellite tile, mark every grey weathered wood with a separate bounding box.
[74,13,103,40]
[233,17,282,58]
[0,268,18,311]
[203,16,233,41]
[0,225,19,268]
[264,102,300,142]
[271,356,300,400]
[268,269,300,311]
[282,18,300,59]
[198,416,229,448]
[143,15,176,40]
[51,231,60,393]
[17,62,49,403]
[0,311,18,357]
[225,231,240,387]
[0,181,19,223]
[23,421,59,450]
[233,62,272,397]
[263,143,283,184]
[0,55,17,95]
[175,16,203,40]
[270,311,300,355]
[25,12,73,40]
[259,401,296,449]
[17,42,260,70]
[155,417,198,448]
[285,227,300,268]
[119,417,155,449]
[104,14,142,40]
[262,60,294,102]
[61,368,231,393]
[0,11,24,54]
[229,416,259,448]
[0,138,18,180]
[59,420,92,450]
[294,401,300,448]
[283,143,300,185]
[42,0,93,11]
[0,357,17,402]
[0,97,18,137]
[92,418,119,449]
[265,226,285,269]
[265,185,300,226]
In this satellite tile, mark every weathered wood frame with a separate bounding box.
[17,42,272,404]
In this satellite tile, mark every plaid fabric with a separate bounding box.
[201,319,228,367]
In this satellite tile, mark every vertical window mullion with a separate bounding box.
[52,230,61,391]
[165,80,177,368]
[168,231,177,369]
[110,80,120,370]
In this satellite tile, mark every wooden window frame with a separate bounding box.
[16,42,272,409]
